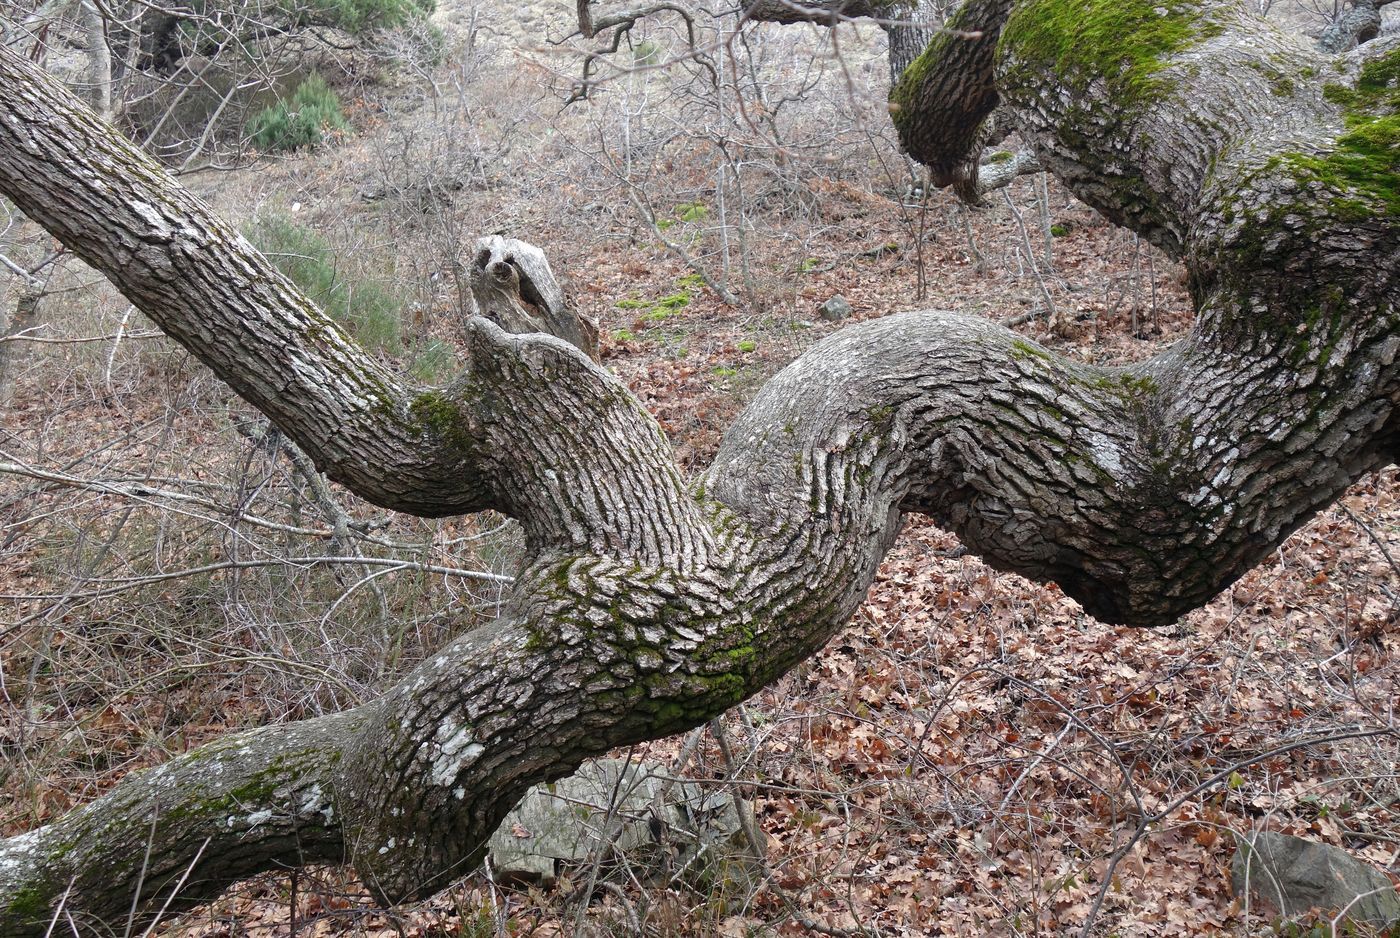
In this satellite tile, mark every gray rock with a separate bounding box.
[1232,831,1400,926]
[487,759,758,892]
[818,295,851,321]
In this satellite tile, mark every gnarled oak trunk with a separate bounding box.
[2,1,1398,932]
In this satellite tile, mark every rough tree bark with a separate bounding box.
[1318,0,1398,54]
[1,0,1398,932]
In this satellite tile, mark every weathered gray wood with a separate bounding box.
[470,235,599,360]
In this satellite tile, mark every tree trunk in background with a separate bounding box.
[2,1,1399,932]
[0,283,40,405]
[80,1,111,119]
[0,226,44,405]
[883,0,944,81]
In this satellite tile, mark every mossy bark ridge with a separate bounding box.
[2,1,1399,931]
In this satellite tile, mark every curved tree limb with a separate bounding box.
[889,0,1012,184]
[1,1,1398,932]
[0,54,499,519]
[1317,0,1394,54]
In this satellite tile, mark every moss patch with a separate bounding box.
[1288,46,1400,219]
[409,390,476,456]
[888,0,988,138]
[5,884,51,923]
[999,0,1224,110]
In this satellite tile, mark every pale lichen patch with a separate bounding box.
[427,723,485,787]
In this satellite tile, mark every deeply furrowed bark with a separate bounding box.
[2,0,1399,932]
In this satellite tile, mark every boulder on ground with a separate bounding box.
[1231,831,1400,927]
[487,758,759,894]
[818,295,851,321]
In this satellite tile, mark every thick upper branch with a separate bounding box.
[888,0,1012,183]
[0,47,487,517]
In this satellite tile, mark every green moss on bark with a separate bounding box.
[999,0,1224,109]
[888,7,964,136]
[4,885,50,926]
[409,390,477,456]
[1285,46,1400,219]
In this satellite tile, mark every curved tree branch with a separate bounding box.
[0,53,492,520]
[1,1,1398,932]
[1317,0,1390,54]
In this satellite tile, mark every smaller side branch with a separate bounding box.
[0,713,359,936]
[956,146,1042,204]
[889,0,1013,184]
[740,0,888,25]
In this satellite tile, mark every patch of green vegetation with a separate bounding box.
[712,366,737,379]
[987,150,1015,163]
[660,291,694,310]
[999,0,1224,110]
[296,0,433,32]
[616,274,704,328]
[644,292,691,321]
[737,339,756,353]
[1050,223,1069,237]
[407,339,455,384]
[633,39,662,66]
[612,328,635,342]
[799,257,823,273]
[246,213,402,352]
[248,73,350,153]
[675,201,709,223]
[656,203,710,232]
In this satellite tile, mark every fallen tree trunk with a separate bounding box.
[1,0,1398,931]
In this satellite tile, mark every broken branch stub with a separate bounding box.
[469,236,599,361]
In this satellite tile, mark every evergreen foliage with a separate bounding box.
[248,74,350,153]
[247,213,403,353]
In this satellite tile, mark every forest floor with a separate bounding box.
[1,2,1397,936]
